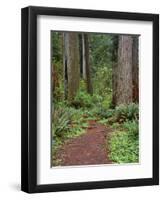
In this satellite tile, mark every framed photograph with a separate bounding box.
[21,6,159,193]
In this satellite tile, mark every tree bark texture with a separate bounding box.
[82,34,86,79]
[114,35,133,105]
[78,34,83,77]
[132,36,139,103]
[83,34,93,95]
[63,32,80,102]
[63,33,68,99]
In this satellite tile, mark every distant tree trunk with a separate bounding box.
[83,34,93,95]
[52,64,59,96]
[63,32,80,102]
[82,34,87,79]
[113,35,133,106]
[111,36,118,107]
[132,36,139,103]
[63,33,68,99]
[78,34,83,77]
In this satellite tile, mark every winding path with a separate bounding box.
[54,121,112,166]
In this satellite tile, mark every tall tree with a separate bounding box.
[81,34,87,79]
[113,35,133,106]
[132,36,139,103]
[111,35,118,106]
[51,32,63,100]
[83,34,93,95]
[63,32,80,102]
[78,34,84,78]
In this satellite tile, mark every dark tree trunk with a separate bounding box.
[111,36,118,107]
[52,64,59,95]
[63,32,80,102]
[78,34,83,77]
[113,35,133,106]
[132,36,139,103]
[63,33,68,99]
[82,34,87,79]
[83,34,93,95]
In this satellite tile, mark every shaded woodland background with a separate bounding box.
[51,31,139,166]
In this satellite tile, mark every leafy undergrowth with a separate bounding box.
[108,126,139,163]
[52,107,89,161]
[52,107,109,150]
[52,90,113,145]
[107,104,139,164]
[52,89,139,165]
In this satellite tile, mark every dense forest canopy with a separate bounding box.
[51,31,139,166]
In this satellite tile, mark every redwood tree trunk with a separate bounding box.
[63,32,80,102]
[132,36,139,103]
[113,35,133,105]
[83,34,93,95]
[82,34,86,79]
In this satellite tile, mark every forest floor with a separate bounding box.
[54,120,112,166]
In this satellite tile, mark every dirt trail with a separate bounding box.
[54,120,112,166]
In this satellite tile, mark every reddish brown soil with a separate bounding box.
[54,121,112,166]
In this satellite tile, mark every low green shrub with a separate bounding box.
[92,92,112,110]
[123,120,139,137]
[111,122,121,130]
[93,107,114,119]
[52,106,89,142]
[79,79,87,91]
[52,107,73,138]
[91,94,103,105]
[72,91,93,108]
[109,103,139,124]
[101,94,112,110]
[109,130,139,163]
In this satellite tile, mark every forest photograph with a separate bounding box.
[51,31,139,167]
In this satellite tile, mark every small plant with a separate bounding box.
[111,122,121,129]
[109,130,139,163]
[52,107,89,143]
[109,103,139,124]
[72,91,93,108]
[95,108,114,119]
[92,94,103,105]
[52,108,73,138]
[108,103,139,164]
[64,108,89,139]
[123,120,139,137]
[79,79,87,91]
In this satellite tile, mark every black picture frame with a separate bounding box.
[21,6,159,193]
